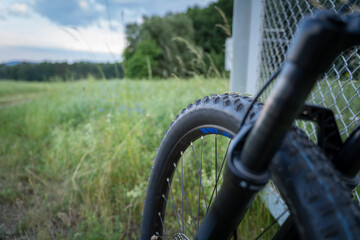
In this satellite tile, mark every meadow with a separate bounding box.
[0,78,232,239]
[1,78,359,239]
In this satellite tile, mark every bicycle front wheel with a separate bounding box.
[141,94,266,239]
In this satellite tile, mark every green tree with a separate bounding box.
[124,13,196,78]
[124,39,162,78]
[123,23,141,61]
[0,62,124,81]
[186,0,233,74]
[123,0,233,78]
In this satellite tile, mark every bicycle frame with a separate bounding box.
[195,11,360,239]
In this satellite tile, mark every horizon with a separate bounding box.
[2,59,122,65]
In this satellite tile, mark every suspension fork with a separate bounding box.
[195,11,360,239]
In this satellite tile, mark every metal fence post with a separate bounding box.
[230,0,263,95]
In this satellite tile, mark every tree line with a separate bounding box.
[123,0,233,79]
[0,62,123,81]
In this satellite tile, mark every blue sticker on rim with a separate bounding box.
[200,128,231,138]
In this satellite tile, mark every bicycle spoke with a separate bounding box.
[217,138,231,184]
[254,209,289,240]
[198,136,203,228]
[191,142,208,209]
[173,160,198,231]
[206,138,232,213]
[167,178,182,232]
[162,194,195,239]
[215,134,218,196]
[158,212,168,240]
[181,151,184,233]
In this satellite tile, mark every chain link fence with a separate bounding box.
[259,0,360,204]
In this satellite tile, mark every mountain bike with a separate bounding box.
[140,8,360,240]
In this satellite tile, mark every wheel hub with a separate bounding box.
[172,233,190,240]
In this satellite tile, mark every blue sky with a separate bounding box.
[0,0,214,63]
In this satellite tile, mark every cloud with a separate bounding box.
[107,0,215,23]
[110,0,148,3]
[31,0,215,28]
[146,0,215,16]
[8,2,30,17]
[33,0,104,27]
[111,7,146,24]
[0,13,125,61]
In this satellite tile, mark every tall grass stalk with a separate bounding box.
[214,6,232,38]
[173,37,219,78]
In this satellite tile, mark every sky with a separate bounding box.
[0,0,214,63]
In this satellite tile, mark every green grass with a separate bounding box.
[0,78,234,239]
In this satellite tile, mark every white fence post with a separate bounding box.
[230,0,263,95]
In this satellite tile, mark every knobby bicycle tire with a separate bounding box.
[271,128,360,240]
[141,93,360,240]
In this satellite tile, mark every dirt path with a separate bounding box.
[0,93,44,109]
[0,99,35,109]
[0,203,27,239]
